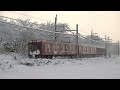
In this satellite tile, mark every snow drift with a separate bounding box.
[0,53,120,79]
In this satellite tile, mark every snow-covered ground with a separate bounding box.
[0,53,120,79]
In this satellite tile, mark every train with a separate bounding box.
[28,40,106,59]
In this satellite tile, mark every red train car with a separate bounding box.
[28,40,106,58]
[96,47,106,56]
[28,40,66,58]
[28,40,41,58]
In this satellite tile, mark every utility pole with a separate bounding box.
[91,30,99,45]
[116,42,117,55]
[0,37,2,42]
[76,24,79,60]
[107,36,110,57]
[65,24,79,60]
[55,14,57,42]
[62,24,65,31]
[118,40,119,56]
[105,35,107,58]
[91,30,93,44]
[107,36,112,58]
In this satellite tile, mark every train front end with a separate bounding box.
[28,40,42,58]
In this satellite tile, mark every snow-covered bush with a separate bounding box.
[18,58,52,66]
[0,54,17,71]
[17,57,81,67]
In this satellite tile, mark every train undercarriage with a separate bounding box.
[28,54,104,59]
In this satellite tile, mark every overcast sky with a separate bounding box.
[0,11,120,43]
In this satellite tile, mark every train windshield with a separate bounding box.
[29,42,40,52]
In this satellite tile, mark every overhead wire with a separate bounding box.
[79,34,105,44]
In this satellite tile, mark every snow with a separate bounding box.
[0,54,120,79]
[30,49,40,55]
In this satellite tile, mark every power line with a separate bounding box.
[79,34,105,44]
[61,30,105,46]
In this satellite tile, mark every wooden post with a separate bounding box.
[91,30,93,44]
[76,24,79,60]
[105,35,107,58]
[108,36,110,57]
[107,36,112,58]
[118,40,119,56]
[55,14,57,42]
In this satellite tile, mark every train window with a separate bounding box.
[88,47,90,52]
[48,44,51,52]
[29,42,39,52]
[52,44,55,51]
[82,46,85,53]
[65,45,68,51]
[87,47,89,53]
[48,44,50,48]
[72,46,74,51]
[83,47,85,52]
[61,44,64,51]
[45,44,47,52]
[56,44,58,51]
[86,47,87,52]
[67,45,69,50]
[55,44,59,51]
[79,46,81,53]
[92,48,94,53]
[57,45,59,50]
[72,46,73,50]
[62,44,65,51]
[85,47,86,51]
[89,48,91,51]
[54,44,55,51]
[70,45,72,51]
[85,47,87,52]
